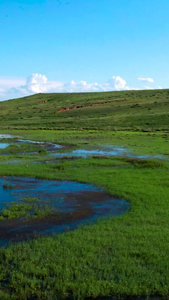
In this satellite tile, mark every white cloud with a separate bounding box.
[101,76,129,91]
[144,86,154,90]
[0,74,64,101]
[25,73,48,93]
[0,78,25,89]
[111,76,128,90]
[138,77,154,83]
[0,73,161,101]
[1,74,126,100]
[63,80,103,93]
[0,78,25,99]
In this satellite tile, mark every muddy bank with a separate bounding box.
[0,176,130,247]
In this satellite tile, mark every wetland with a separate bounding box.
[0,130,168,299]
[0,89,168,299]
[0,176,129,247]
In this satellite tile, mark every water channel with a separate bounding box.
[0,134,166,160]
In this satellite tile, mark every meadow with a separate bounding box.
[0,89,169,131]
[0,89,168,299]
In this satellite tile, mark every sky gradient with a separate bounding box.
[0,0,169,100]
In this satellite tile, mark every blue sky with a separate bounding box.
[0,0,169,100]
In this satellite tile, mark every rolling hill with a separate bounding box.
[0,89,169,131]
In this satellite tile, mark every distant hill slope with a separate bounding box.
[0,89,169,131]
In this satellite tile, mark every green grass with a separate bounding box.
[0,143,46,154]
[1,129,169,158]
[0,89,169,131]
[0,89,169,298]
[0,196,56,221]
[0,153,168,299]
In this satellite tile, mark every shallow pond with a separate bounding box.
[50,147,165,160]
[0,176,130,247]
[17,139,62,149]
[1,159,24,165]
[50,147,128,158]
[0,134,13,139]
[0,143,9,149]
[0,134,62,151]
[0,133,167,160]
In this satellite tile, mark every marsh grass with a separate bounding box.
[2,182,14,189]
[0,152,168,298]
[0,112,168,298]
[0,143,45,155]
[0,196,55,221]
[1,130,169,158]
[120,157,168,169]
[38,148,48,155]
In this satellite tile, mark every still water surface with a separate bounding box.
[0,176,130,247]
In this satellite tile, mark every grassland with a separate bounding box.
[0,90,169,299]
[0,89,169,131]
[0,153,168,299]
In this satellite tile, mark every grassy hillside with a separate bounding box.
[0,89,169,131]
[0,90,169,298]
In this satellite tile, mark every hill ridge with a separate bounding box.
[0,89,169,131]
